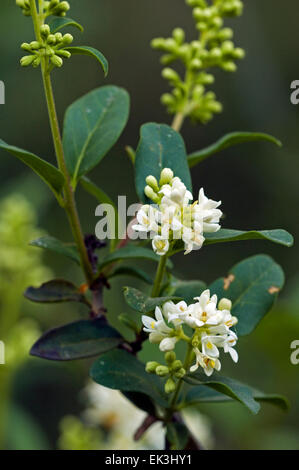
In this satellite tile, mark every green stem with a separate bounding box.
[171,112,185,132]
[29,0,94,285]
[151,255,167,297]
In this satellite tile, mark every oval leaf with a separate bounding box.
[123,286,181,314]
[63,86,130,183]
[135,123,192,203]
[65,46,108,77]
[183,373,260,414]
[0,139,64,201]
[24,279,88,305]
[30,236,80,265]
[49,16,84,33]
[209,254,285,336]
[90,349,168,408]
[188,131,282,168]
[204,228,293,247]
[182,378,288,412]
[30,318,122,361]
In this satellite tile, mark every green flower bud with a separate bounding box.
[165,378,176,394]
[47,34,57,45]
[144,185,159,203]
[233,47,245,59]
[165,351,176,364]
[222,61,237,72]
[146,361,159,374]
[162,68,180,83]
[56,49,71,59]
[151,38,166,49]
[20,55,36,67]
[174,368,186,379]
[21,42,32,52]
[190,58,202,70]
[145,175,159,192]
[50,54,63,67]
[222,40,234,54]
[210,48,222,60]
[159,168,174,186]
[55,33,63,42]
[156,365,170,377]
[172,28,185,44]
[218,298,232,311]
[171,359,183,372]
[40,24,50,39]
[30,41,40,50]
[62,33,73,45]
[161,93,175,106]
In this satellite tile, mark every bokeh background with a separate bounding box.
[0,0,298,450]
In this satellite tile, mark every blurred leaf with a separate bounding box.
[0,139,64,201]
[123,392,157,416]
[188,131,282,168]
[164,278,207,304]
[99,245,172,269]
[63,86,129,183]
[24,279,88,305]
[135,123,192,203]
[182,380,289,412]
[108,266,153,284]
[80,176,119,251]
[123,286,181,313]
[204,228,293,247]
[209,254,285,335]
[30,236,80,265]
[90,349,168,407]
[183,373,261,414]
[30,318,122,361]
[7,405,50,450]
[166,421,189,450]
[65,46,108,77]
[49,16,84,33]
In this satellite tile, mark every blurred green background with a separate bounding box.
[0,0,298,450]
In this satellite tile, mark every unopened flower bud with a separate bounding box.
[146,361,159,374]
[144,185,159,203]
[162,68,180,83]
[20,55,36,67]
[50,54,63,67]
[172,28,185,44]
[47,34,56,45]
[171,359,183,372]
[165,351,176,364]
[62,33,73,45]
[156,365,170,377]
[218,298,232,311]
[174,368,186,379]
[145,175,159,192]
[30,41,40,50]
[21,42,32,52]
[40,24,51,39]
[165,378,176,394]
[159,168,174,186]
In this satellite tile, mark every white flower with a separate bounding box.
[152,235,169,256]
[160,177,193,207]
[132,205,159,232]
[183,290,221,328]
[193,188,222,233]
[190,348,221,376]
[222,331,239,363]
[142,306,177,351]
[201,335,221,358]
[163,300,188,326]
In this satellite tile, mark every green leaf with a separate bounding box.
[166,422,189,450]
[99,245,172,270]
[0,139,64,201]
[65,46,108,77]
[164,278,207,304]
[183,373,261,414]
[204,228,293,248]
[90,349,168,408]
[30,318,122,361]
[182,380,288,412]
[188,131,282,168]
[63,86,129,183]
[30,236,80,265]
[80,176,120,251]
[49,16,84,33]
[135,123,192,203]
[24,279,88,305]
[123,287,181,314]
[108,266,153,285]
[209,254,285,336]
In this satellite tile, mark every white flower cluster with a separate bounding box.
[133,168,222,256]
[142,289,238,377]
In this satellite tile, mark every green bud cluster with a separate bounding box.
[151,0,245,125]
[20,24,73,68]
[144,168,174,203]
[16,0,70,18]
[146,351,186,394]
